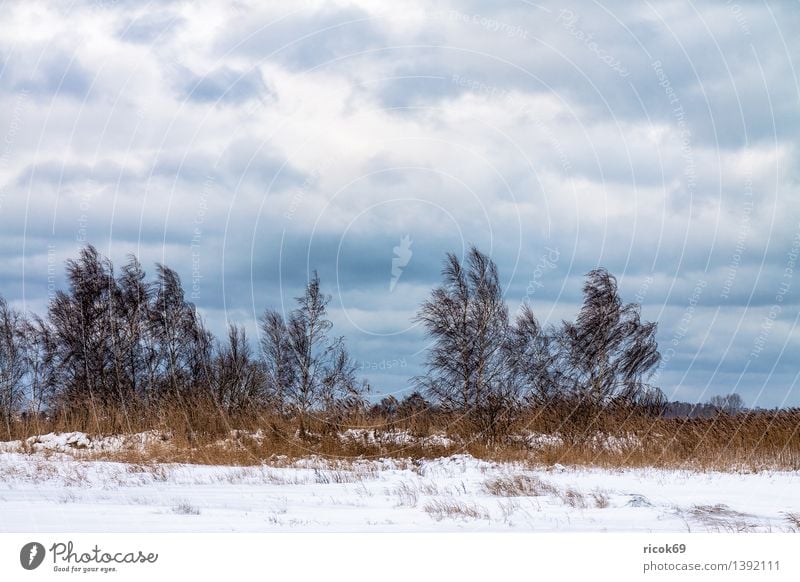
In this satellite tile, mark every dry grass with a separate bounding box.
[4,400,800,472]
[313,469,365,484]
[591,489,610,508]
[558,487,587,508]
[392,481,420,507]
[687,504,760,532]
[58,491,79,504]
[483,474,557,497]
[423,499,490,521]
[782,512,800,531]
[483,475,596,510]
[510,407,800,472]
[498,499,522,521]
[171,500,200,515]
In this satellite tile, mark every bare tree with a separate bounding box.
[506,304,560,405]
[0,297,27,435]
[617,315,661,404]
[150,264,201,399]
[559,268,661,407]
[48,245,117,408]
[321,340,368,425]
[114,255,154,403]
[212,324,265,414]
[20,314,57,416]
[186,312,215,397]
[415,246,517,440]
[284,273,333,433]
[45,248,213,416]
[259,310,296,413]
[260,272,366,435]
[415,251,472,412]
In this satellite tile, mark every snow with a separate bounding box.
[0,431,171,455]
[0,429,638,457]
[338,428,456,448]
[1,435,799,532]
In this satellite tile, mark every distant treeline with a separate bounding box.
[663,394,749,419]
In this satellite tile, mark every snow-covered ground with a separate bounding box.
[1,433,798,533]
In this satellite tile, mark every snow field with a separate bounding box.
[1,441,798,532]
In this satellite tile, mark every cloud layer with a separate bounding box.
[0,0,798,406]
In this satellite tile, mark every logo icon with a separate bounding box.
[20,542,46,570]
[390,235,413,292]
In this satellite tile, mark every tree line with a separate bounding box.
[0,244,665,439]
[0,245,365,436]
[408,246,664,440]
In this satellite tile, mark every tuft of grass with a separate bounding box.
[688,504,761,531]
[418,480,440,496]
[313,468,372,484]
[62,465,90,487]
[483,474,557,497]
[392,481,419,507]
[591,489,610,508]
[498,499,522,522]
[58,491,79,504]
[424,499,490,521]
[689,503,740,518]
[171,501,200,515]
[783,512,800,531]
[559,487,587,508]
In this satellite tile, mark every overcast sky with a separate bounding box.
[0,0,798,406]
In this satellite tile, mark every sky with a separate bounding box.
[0,0,798,407]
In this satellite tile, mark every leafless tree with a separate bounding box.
[321,340,368,426]
[212,324,265,414]
[47,245,117,408]
[0,297,27,434]
[506,304,560,405]
[150,264,203,399]
[261,272,366,435]
[259,310,296,413]
[415,246,518,440]
[20,314,57,416]
[114,255,154,403]
[558,268,661,407]
[285,272,333,433]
